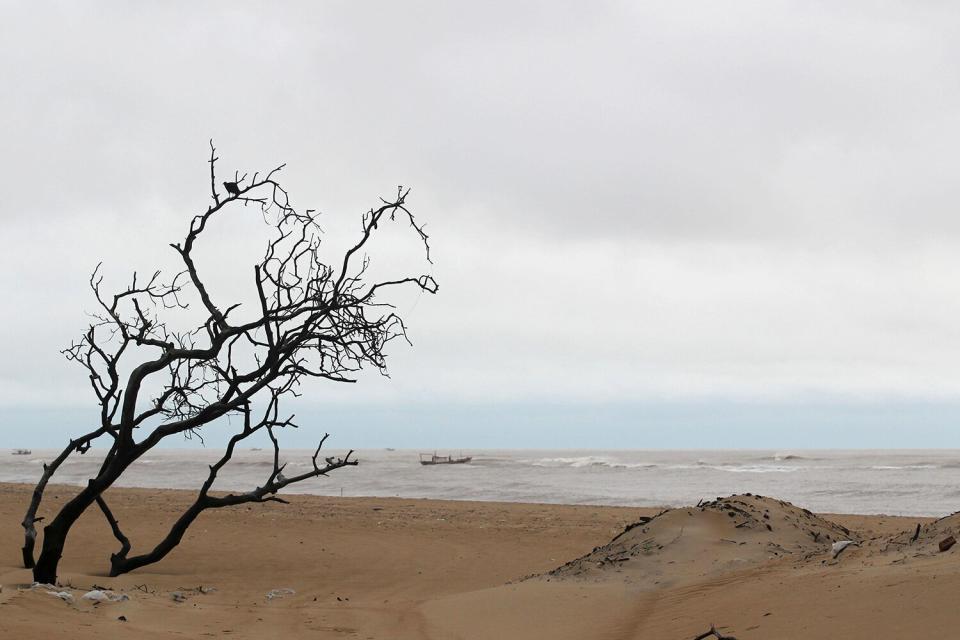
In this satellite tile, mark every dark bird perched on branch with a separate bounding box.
[223,181,241,197]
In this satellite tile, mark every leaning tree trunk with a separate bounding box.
[33,485,103,583]
[31,459,129,584]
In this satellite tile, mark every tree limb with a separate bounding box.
[96,495,131,563]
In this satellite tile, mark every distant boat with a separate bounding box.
[11,449,31,455]
[419,451,472,466]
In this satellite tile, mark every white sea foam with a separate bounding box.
[715,464,801,473]
[870,464,938,470]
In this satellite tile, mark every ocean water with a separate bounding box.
[4,448,960,517]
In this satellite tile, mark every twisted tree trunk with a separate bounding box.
[33,480,114,583]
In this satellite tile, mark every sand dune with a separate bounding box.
[1,483,956,638]
[544,494,858,589]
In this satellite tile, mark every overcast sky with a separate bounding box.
[5,1,960,448]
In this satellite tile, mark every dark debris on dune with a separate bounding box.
[883,510,960,557]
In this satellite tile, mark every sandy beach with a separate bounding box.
[9,1,960,638]
[2,483,958,638]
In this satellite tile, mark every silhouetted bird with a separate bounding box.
[223,181,241,197]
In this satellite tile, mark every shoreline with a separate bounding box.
[0,480,947,519]
[6,448,960,518]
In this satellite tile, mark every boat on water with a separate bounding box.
[419,452,472,466]
[11,449,31,455]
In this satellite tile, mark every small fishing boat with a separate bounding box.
[419,451,472,466]
[11,449,31,455]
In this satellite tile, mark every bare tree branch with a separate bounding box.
[96,495,131,564]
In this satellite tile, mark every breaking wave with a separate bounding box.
[528,456,657,470]
[527,457,802,473]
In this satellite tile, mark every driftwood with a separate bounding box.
[911,523,921,543]
[693,625,737,639]
[610,514,657,543]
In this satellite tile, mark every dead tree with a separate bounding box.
[22,141,437,583]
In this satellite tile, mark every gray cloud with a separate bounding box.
[4,1,960,412]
